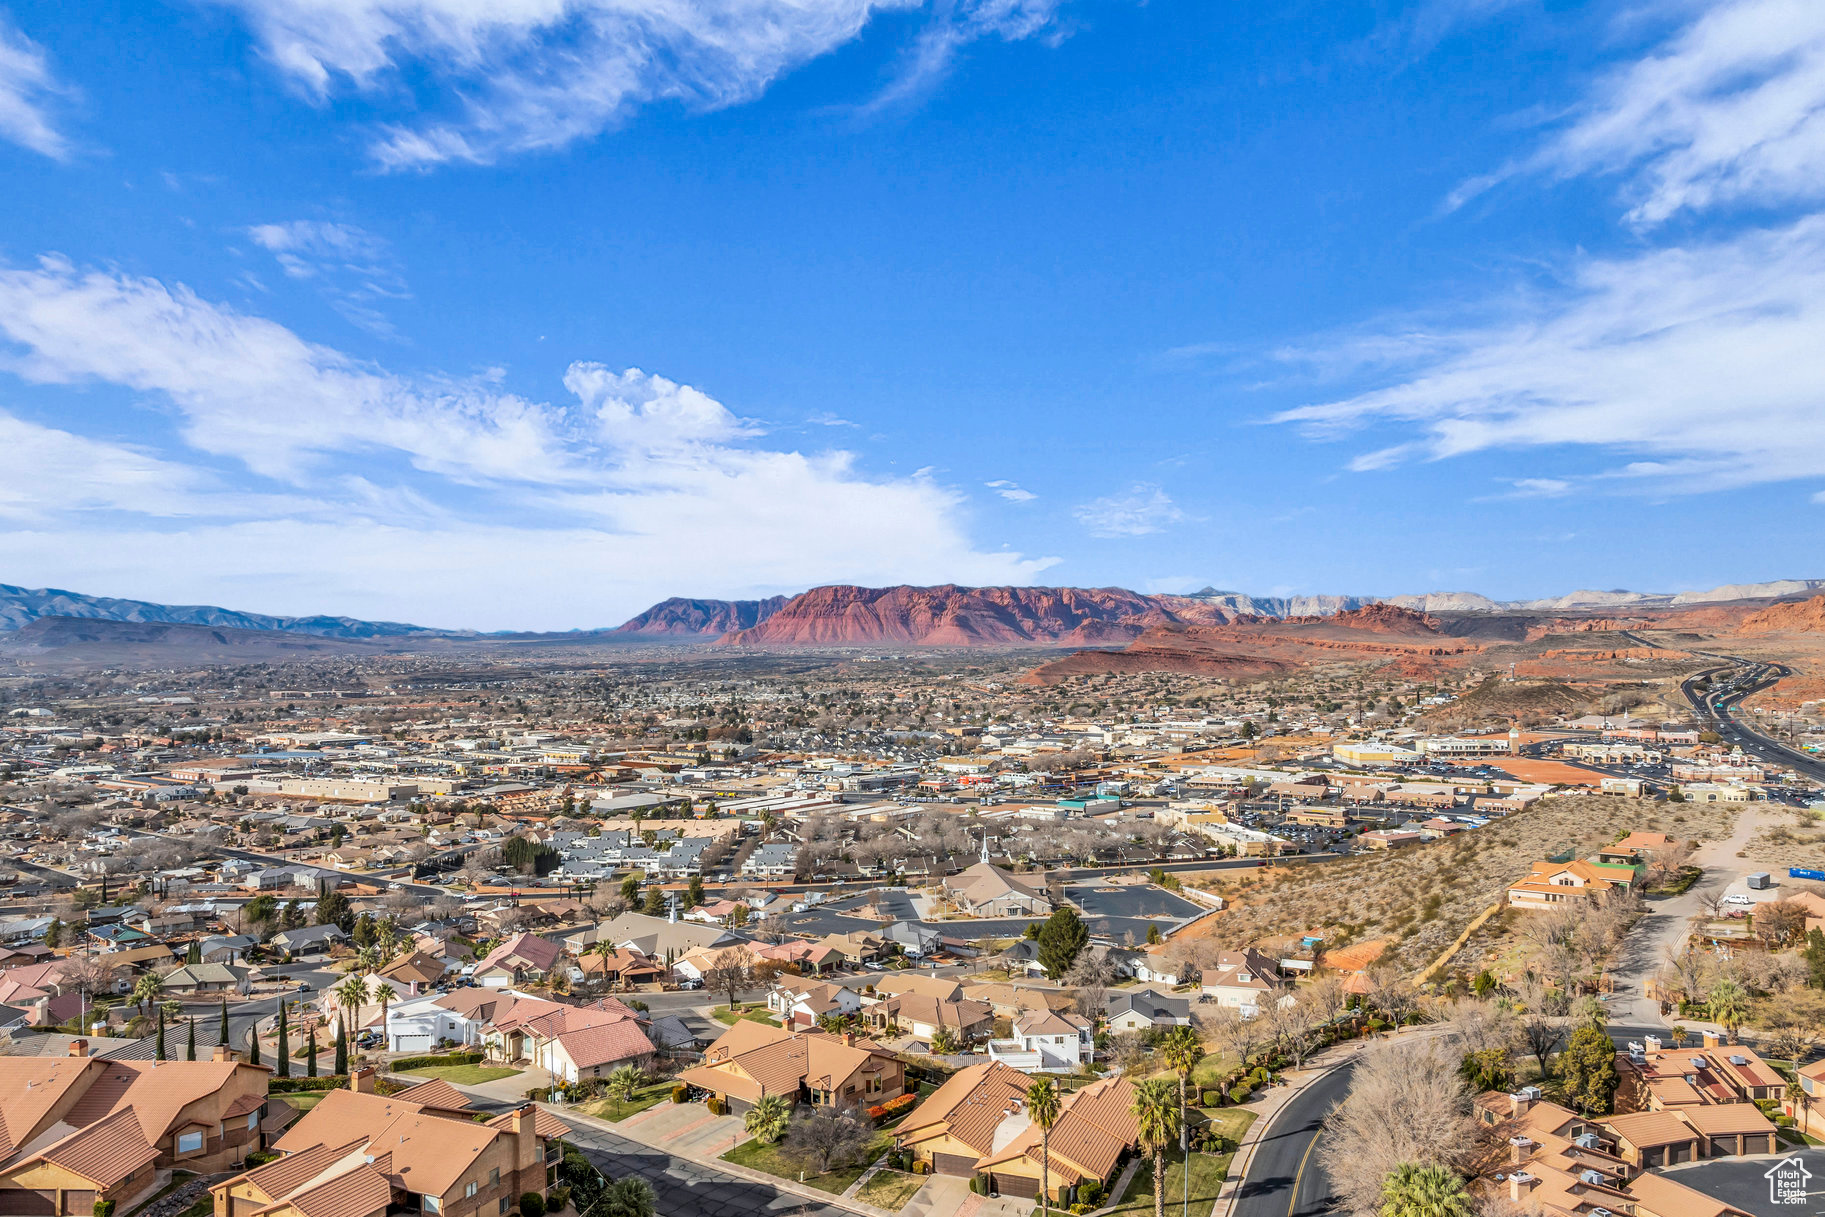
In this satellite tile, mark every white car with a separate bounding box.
[1723,894,1754,906]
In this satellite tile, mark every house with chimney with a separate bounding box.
[674,1022,903,1115]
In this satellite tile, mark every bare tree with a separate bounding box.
[702,948,759,1011]
[1318,1037,1475,1216]
[784,1108,874,1176]
[1514,973,1569,1078]
[1065,951,1112,1021]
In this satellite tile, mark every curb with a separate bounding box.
[1209,1044,1365,1217]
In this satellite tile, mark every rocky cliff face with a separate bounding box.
[1738,595,1825,634]
[717,584,1188,647]
[612,596,789,636]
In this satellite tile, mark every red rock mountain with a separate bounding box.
[716,584,1226,647]
[1738,595,1825,634]
[614,596,789,637]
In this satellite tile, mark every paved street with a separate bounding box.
[559,1111,863,1217]
[1230,1062,1354,1217]
[1660,1148,1825,1216]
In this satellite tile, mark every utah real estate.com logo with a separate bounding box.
[1767,1156,1812,1205]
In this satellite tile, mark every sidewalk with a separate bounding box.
[550,1100,899,1217]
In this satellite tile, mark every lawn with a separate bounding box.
[1200,1108,1258,1144]
[712,1004,779,1027]
[399,1063,524,1085]
[721,1130,893,1194]
[855,1170,926,1212]
[1107,1150,1235,1217]
[589,1082,674,1122]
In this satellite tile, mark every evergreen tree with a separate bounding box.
[1560,1024,1620,1114]
[316,890,354,932]
[1805,928,1825,989]
[334,1019,348,1075]
[276,1003,291,1078]
[155,1009,167,1061]
[220,999,230,1047]
[307,1027,319,1078]
[185,940,201,965]
[620,876,639,904]
[687,875,704,907]
[1036,907,1089,980]
[186,1017,197,1061]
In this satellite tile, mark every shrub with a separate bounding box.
[93,1202,114,1217]
[546,1187,570,1213]
[1200,1089,1221,1107]
[519,1195,545,1217]
[1070,1205,1091,1215]
[706,1095,726,1116]
[866,1094,918,1123]
[1229,1084,1251,1105]
[671,1084,688,1104]
[270,1076,349,1093]
[1077,1182,1101,1208]
[391,1050,485,1071]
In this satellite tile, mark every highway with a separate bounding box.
[1231,1062,1354,1217]
[1678,655,1825,784]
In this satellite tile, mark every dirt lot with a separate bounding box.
[1186,795,1737,973]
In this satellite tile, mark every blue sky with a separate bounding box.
[1,0,1823,630]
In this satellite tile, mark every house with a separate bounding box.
[987,1009,1094,1072]
[896,1061,1035,1175]
[767,976,863,1027]
[1596,1110,1705,1168]
[1506,859,1635,910]
[486,996,657,1081]
[576,948,664,990]
[815,931,891,969]
[858,993,992,1045]
[0,1042,271,1217]
[161,963,252,995]
[972,1074,1140,1203]
[677,1022,905,1114]
[270,924,348,959]
[198,935,259,965]
[377,949,450,993]
[1595,831,1677,866]
[882,921,944,958]
[566,912,742,960]
[1199,949,1289,1019]
[1104,988,1190,1032]
[943,863,1050,917]
[220,1078,568,1217]
[741,843,799,879]
[472,933,563,988]
[870,973,965,1004]
[1617,1041,1786,1113]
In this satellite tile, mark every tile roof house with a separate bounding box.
[217,1078,568,1217]
[896,1061,1034,1176]
[766,976,862,1028]
[471,934,564,989]
[858,993,993,1046]
[986,1009,1095,1072]
[1198,949,1290,1019]
[0,1042,273,1217]
[973,1074,1141,1203]
[674,1023,904,1114]
[1506,860,1636,910]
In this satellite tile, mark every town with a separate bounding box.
[0,635,1820,1217]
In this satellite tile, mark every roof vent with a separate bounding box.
[1575,1133,1601,1149]
[1728,1055,1749,1066]
[1690,1057,1708,1070]
[1581,1170,1605,1185]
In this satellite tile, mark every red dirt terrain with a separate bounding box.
[1022,604,1479,684]
[1738,595,1825,634]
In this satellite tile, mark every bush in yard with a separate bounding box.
[672,1084,688,1104]
[1229,1084,1251,1105]
[547,1187,570,1213]
[519,1194,546,1217]
[93,1202,114,1217]
[1077,1182,1101,1207]
[1200,1089,1221,1107]
[392,1051,485,1070]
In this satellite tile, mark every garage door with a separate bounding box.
[992,1174,1041,1199]
[1642,1149,1664,1168]
[1710,1136,1738,1157]
[1745,1135,1774,1155]
[931,1154,977,1177]
[62,1191,94,1215]
[1668,1144,1692,1165]
[0,1190,56,1214]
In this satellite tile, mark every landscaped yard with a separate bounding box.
[1200,1108,1258,1144]
[1107,1150,1235,1217]
[720,1130,894,1194]
[398,1062,524,1085]
[855,1170,925,1211]
[712,1004,779,1027]
[588,1081,675,1122]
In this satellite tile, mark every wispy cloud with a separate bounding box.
[0,253,1055,627]
[1274,215,1825,494]
[0,13,72,160]
[986,478,1036,502]
[247,220,409,337]
[1074,483,1184,537]
[220,0,1067,169]
[1454,0,1825,224]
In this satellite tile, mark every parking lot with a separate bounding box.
[1661,1148,1820,1216]
[1062,881,1201,922]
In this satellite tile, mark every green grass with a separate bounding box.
[589,1082,674,1122]
[1200,1108,1258,1144]
[855,1171,926,1211]
[1188,1053,1243,1092]
[721,1130,893,1194]
[399,1063,524,1084]
[712,1004,779,1026]
[1107,1151,1235,1217]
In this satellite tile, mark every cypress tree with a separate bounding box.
[334,1019,348,1076]
[219,999,230,1047]
[248,1025,260,1066]
[155,1009,166,1061]
[276,1003,290,1077]
[306,1027,318,1078]
[186,1017,197,1061]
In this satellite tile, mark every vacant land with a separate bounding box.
[1194,796,1735,970]
[855,1170,925,1211]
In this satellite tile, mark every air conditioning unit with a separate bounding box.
[1729,1055,1750,1066]
[1581,1170,1605,1185]
[1575,1133,1601,1149]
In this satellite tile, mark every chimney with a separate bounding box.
[213,1045,238,1063]
[67,1038,88,1058]
[844,1032,855,1048]
[1703,1030,1723,1048]
[509,1104,538,1175]
[1510,1137,1534,1165]
[351,1066,377,1094]
[1644,1035,1663,1053]
[1508,1174,1536,1203]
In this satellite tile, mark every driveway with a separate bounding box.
[898,1174,966,1217]
[1661,1147,1820,1216]
[618,1102,746,1159]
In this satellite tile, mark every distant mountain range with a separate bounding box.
[3,576,1823,652]
[0,582,440,639]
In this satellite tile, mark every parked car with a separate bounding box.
[676,976,703,990]
[1723,893,1754,906]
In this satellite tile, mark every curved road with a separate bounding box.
[1679,655,1825,783]
[1232,1063,1355,1217]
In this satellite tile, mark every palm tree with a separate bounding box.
[743,1093,791,1145]
[1027,1077,1061,1217]
[334,975,370,1040]
[930,1026,961,1055]
[1132,1078,1181,1217]
[1162,1026,1205,1117]
[1708,979,1750,1043]
[372,982,398,1051]
[605,1064,645,1115]
[132,971,164,1015]
[1378,1163,1472,1217]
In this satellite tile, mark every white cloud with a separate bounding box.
[246,220,409,337]
[1485,0,1825,224]
[0,255,1054,628]
[219,0,1065,168]
[1506,477,1572,498]
[985,479,1036,502]
[0,14,71,160]
[1074,484,1183,537]
[1275,215,1825,493]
